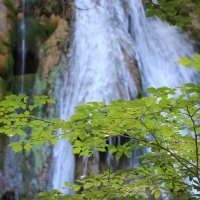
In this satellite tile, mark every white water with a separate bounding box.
[52,0,199,193]
[128,0,198,91]
[20,0,26,93]
[52,0,138,193]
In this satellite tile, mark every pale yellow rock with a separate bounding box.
[190,13,200,31]
[0,0,14,76]
[0,0,8,36]
[38,18,69,78]
[0,76,4,100]
[123,51,141,91]
[0,54,7,74]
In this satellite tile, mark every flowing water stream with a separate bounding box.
[52,0,138,193]
[128,0,198,91]
[51,0,199,193]
[20,0,26,93]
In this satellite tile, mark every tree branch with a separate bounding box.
[186,106,200,184]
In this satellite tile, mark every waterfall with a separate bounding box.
[20,0,26,93]
[51,0,199,193]
[52,0,138,193]
[127,0,199,91]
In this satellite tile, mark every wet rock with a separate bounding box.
[0,77,5,100]
[180,3,200,42]
[0,1,8,33]
[38,17,69,78]
[0,1,10,76]
[0,54,8,75]
[13,74,36,95]
[2,191,15,200]
[0,0,15,88]
[122,50,142,96]
[190,13,200,33]
[33,0,62,18]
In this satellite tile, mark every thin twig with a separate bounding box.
[186,106,200,184]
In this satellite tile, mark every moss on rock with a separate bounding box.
[38,18,69,78]
[0,0,16,91]
[13,74,36,95]
[0,77,5,100]
[22,17,57,53]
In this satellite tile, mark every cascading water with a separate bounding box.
[127,0,199,91]
[52,0,138,193]
[20,0,26,93]
[51,0,199,193]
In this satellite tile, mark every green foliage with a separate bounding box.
[145,0,200,27]
[1,51,200,199]
[4,0,16,21]
[178,54,200,71]
[0,94,57,151]
[58,81,199,199]
[1,74,200,199]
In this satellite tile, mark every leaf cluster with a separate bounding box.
[1,61,200,199]
[145,0,200,27]
[59,82,200,199]
[0,94,57,151]
[1,51,200,200]
[178,54,200,71]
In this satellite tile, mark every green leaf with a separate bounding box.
[154,191,161,199]
[38,192,47,197]
[73,147,81,154]
[116,151,123,161]
[72,184,81,192]
[84,182,93,189]
[177,54,200,71]
[46,98,56,104]
[65,182,71,187]
[9,142,23,152]
[108,145,117,154]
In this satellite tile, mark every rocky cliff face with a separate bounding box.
[38,17,69,79]
[181,3,200,43]
[0,0,15,99]
[0,0,72,198]
[190,12,200,43]
[0,0,16,197]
